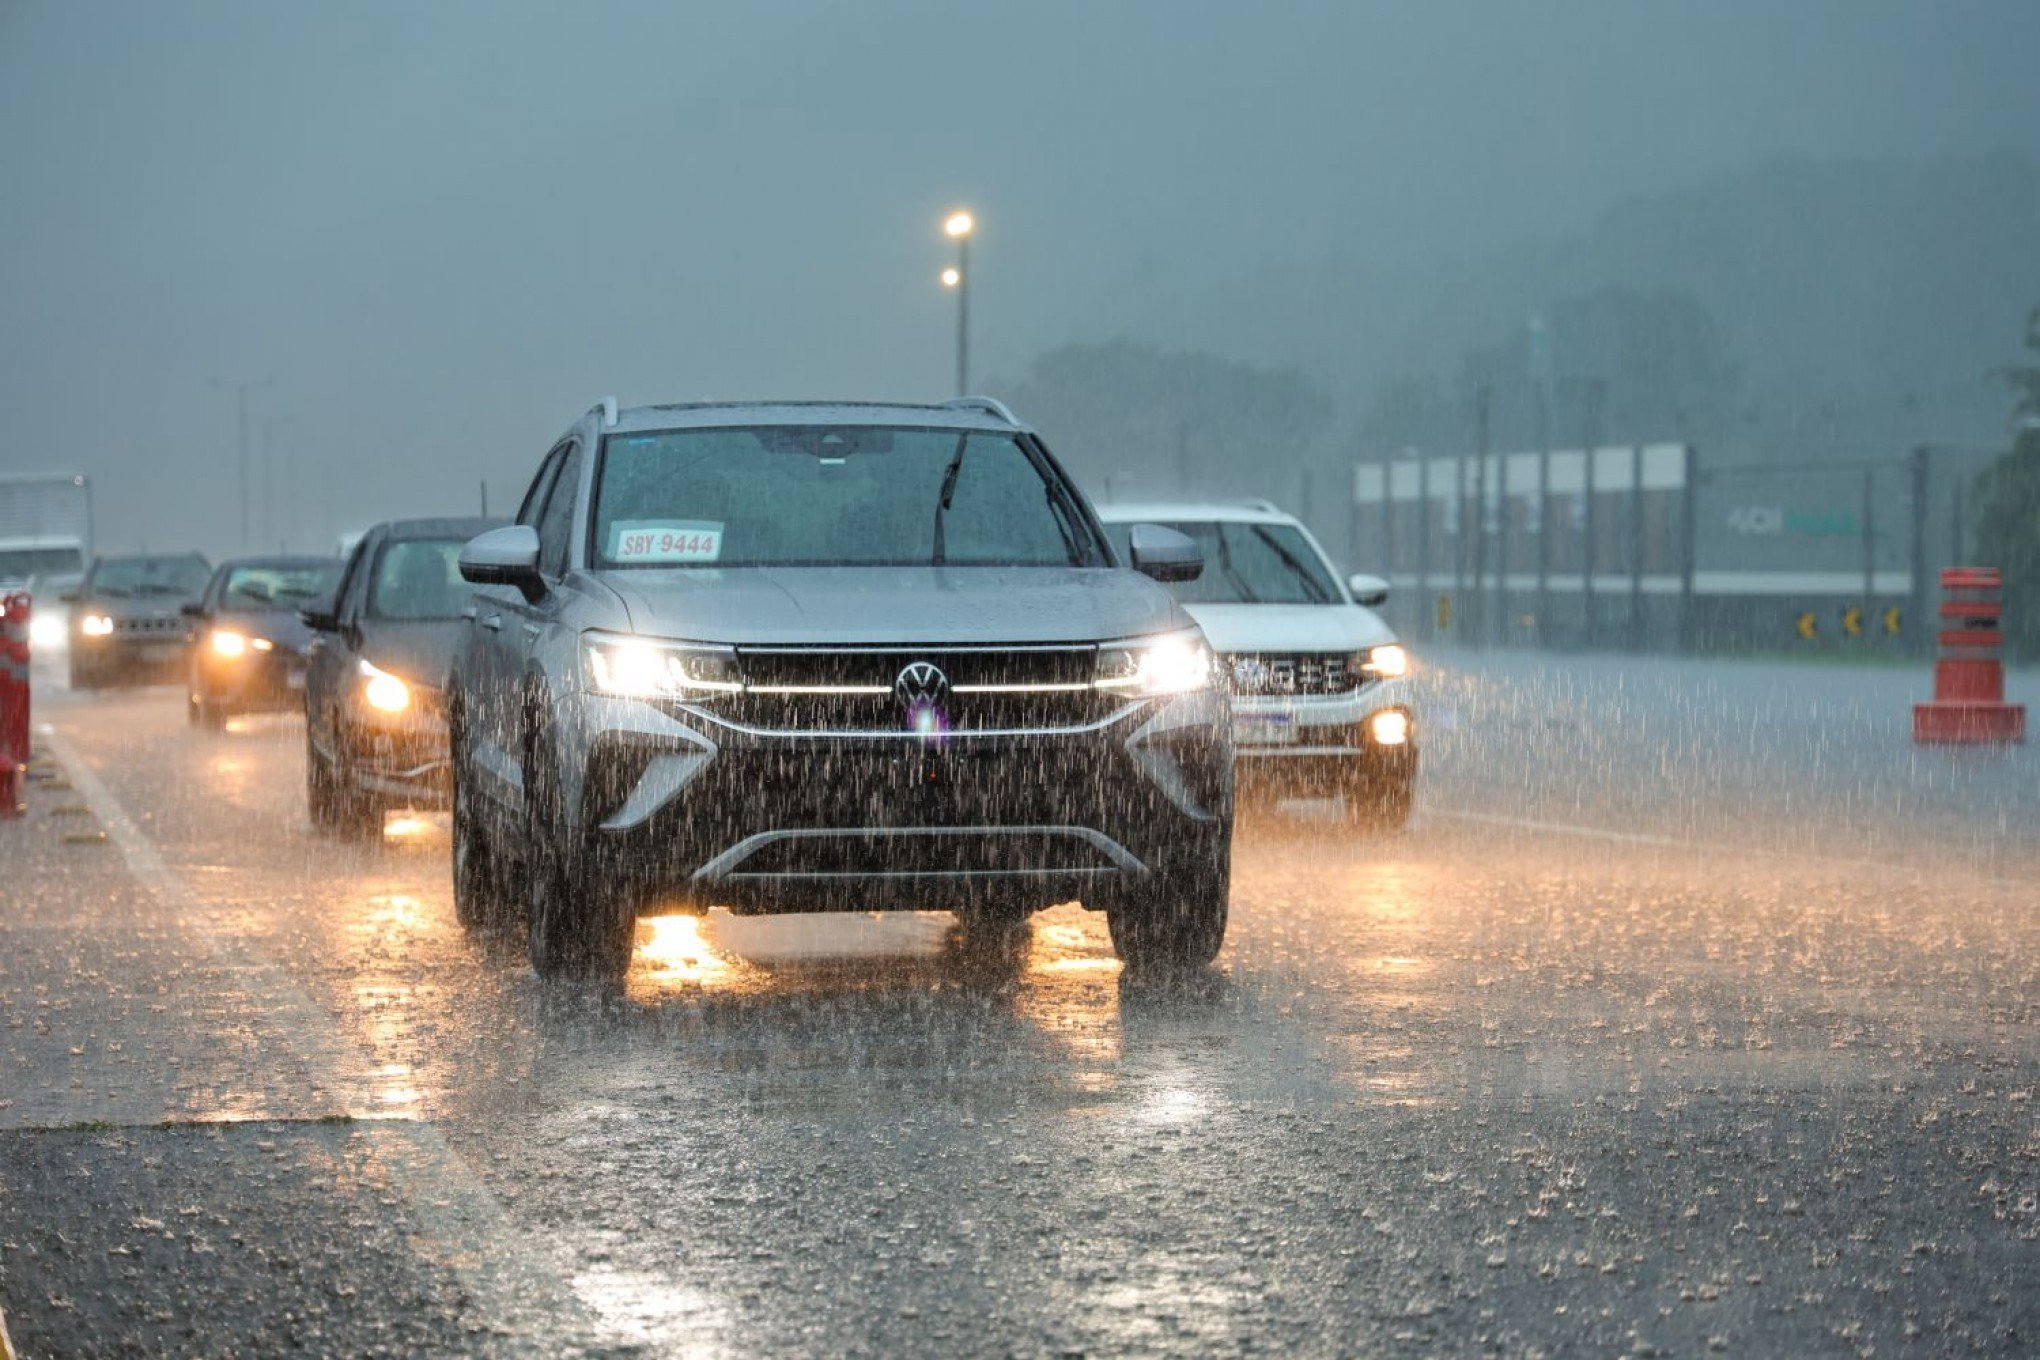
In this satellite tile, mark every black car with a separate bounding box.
[182,556,342,728]
[301,517,503,835]
[67,552,212,690]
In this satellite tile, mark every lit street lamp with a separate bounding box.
[942,210,973,395]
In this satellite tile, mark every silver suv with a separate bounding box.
[448,399,1235,979]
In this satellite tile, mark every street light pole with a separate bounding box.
[942,211,974,395]
[236,384,251,549]
[212,376,273,550]
[955,233,970,395]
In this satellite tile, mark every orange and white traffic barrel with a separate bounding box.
[1912,568,2025,744]
[0,591,30,815]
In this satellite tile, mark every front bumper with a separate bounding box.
[194,649,308,711]
[1228,677,1417,792]
[559,687,1233,914]
[342,707,452,806]
[72,633,187,676]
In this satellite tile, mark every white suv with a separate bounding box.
[1096,501,1416,828]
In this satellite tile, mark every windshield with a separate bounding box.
[369,539,470,620]
[0,547,85,581]
[219,562,340,611]
[88,554,210,599]
[1105,521,1339,605]
[593,426,1099,569]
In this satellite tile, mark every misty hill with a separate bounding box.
[1339,153,2040,462]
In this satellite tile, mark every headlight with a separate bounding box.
[29,613,65,648]
[80,613,114,637]
[210,629,249,658]
[1359,643,1409,679]
[1094,629,1217,697]
[582,633,741,698]
[359,658,411,713]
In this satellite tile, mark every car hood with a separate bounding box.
[602,567,1192,645]
[1179,602,1397,654]
[357,620,464,691]
[217,608,316,655]
[85,595,191,622]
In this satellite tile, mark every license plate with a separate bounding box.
[139,642,183,662]
[1233,716,1297,746]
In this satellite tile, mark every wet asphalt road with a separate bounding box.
[2,651,2035,1358]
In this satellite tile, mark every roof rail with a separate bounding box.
[600,396,619,428]
[940,395,1019,425]
[1233,498,1282,514]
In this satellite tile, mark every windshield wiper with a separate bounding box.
[1045,486,1081,561]
[1251,526,1332,603]
[1213,530,1260,603]
[930,433,971,564]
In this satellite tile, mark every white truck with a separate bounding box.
[0,471,94,589]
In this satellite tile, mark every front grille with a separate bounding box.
[703,645,1121,734]
[114,615,184,637]
[1225,651,1361,697]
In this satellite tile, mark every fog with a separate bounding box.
[4,0,2038,554]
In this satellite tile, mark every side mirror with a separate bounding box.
[1347,573,1390,607]
[179,601,207,619]
[299,595,340,632]
[1126,523,1204,583]
[459,525,545,603]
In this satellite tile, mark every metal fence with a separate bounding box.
[1349,444,1998,653]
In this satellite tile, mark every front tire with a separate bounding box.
[1106,833,1230,972]
[524,732,634,980]
[450,718,517,929]
[307,726,377,837]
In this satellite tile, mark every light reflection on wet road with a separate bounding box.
[2,653,2035,1357]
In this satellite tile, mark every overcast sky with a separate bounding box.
[4,0,2038,552]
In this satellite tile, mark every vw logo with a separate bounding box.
[894,661,951,735]
[894,661,950,709]
[1230,656,1271,691]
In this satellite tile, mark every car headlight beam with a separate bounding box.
[1094,630,1216,697]
[80,613,114,637]
[359,658,411,713]
[1360,643,1410,679]
[1369,708,1411,746]
[210,629,249,659]
[582,634,741,699]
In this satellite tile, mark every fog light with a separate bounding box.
[1369,709,1410,747]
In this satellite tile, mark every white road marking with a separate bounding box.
[36,725,601,1352]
